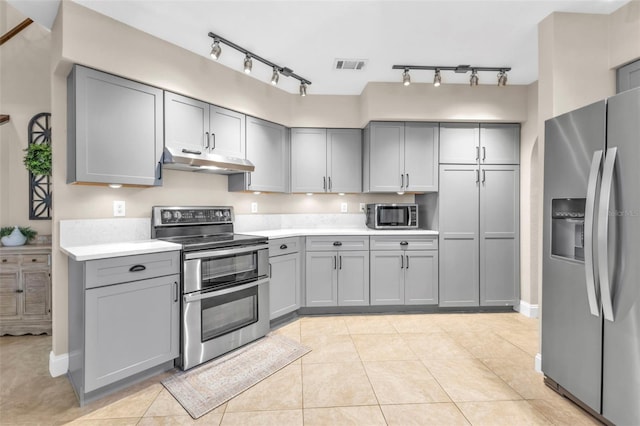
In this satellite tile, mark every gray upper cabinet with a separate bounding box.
[480,124,520,164]
[229,117,289,193]
[67,65,163,186]
[439,123,479,164]
[164,92,245,159]
[291,128,362,193]
[617,59,640,93]
[364,122,438,192]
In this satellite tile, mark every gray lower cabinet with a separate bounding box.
[290,128,362,193]
[67,65,163,186]
[68,251,180,405]
[305,236,369,307]
[370,236,438,305]
[228,117,289,193]
[268,238,301,320]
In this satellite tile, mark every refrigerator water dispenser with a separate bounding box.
[551,198,586,261]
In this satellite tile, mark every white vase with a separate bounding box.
[1,226,27,246]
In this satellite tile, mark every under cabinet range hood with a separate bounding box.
[162,146,254,174]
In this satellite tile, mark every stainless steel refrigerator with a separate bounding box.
[542,87,640,425]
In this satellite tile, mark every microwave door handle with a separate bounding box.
[598,147,617,322]
[407,206,412,227]
[584,150,603,317]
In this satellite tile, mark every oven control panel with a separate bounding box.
[154,207,233,225]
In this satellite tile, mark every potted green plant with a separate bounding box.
[23,143,52,176]
[0,226,37,246]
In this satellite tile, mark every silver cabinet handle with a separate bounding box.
[211,133,216,150]
[400,255,404,269]
[174,281,179,302]
[584,150,603,317]
[333,256,337,270]
[205,132,210,149]
[482,146,486,161]
[323,176,327,191]
[597,147,617,322]
[405,255,409,269]
[339,256,342,270]
[475,169,480,183]
[476,146,479,160]
[181,148,202,155]
[406,173,410,188]
[401,174,405,189]
[482,169,486,183]
[328,176,332,192]
[269,263,272,278]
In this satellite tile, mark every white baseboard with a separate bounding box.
[535,353,542,373]
[516,300,539,318]
[49,351,69,377]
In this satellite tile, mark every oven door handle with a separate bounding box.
[183,278,269,303]
[184,245,266,260]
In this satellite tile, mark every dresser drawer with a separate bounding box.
[269,237,301,257]
[20,254,50,266]
[370,236,438,251]
[306,236,369,251]
[85,251,180,289]
[0,255,20,266]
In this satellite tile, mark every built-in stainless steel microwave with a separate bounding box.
[365,203,418,229]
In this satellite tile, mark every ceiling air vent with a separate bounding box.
[334,58,367,71]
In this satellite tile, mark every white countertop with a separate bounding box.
[244,228,439,239]
[61,240,181,261]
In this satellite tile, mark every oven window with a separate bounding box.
[201,252,258,287]
[379,206,408,226]
[201,286,258,341]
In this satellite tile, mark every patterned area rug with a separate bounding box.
[162,334,311,419]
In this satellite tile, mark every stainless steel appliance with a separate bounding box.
[365,203,418,229]
[151,206,269,370]
[542,87,640,425]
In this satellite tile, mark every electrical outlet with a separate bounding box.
[113,200,125,217]
[251,202,258,213]
[341,202,348,213]
[359,203,366,212]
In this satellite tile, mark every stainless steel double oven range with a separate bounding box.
[151,206,269,370]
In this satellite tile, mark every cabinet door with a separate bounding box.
[370,251,404,305]
[405,251,438,305]
[305,252,338,307]
[84,275,179,392]
[291,128,327,193]
[439,123,479,164]
[439,165,480,307]
[328,129,362,193]
[337,251,369,306]
[404,122,439,192]
[21,270,50,318]
[480,165,520,306]
[0,268,20,319]
[209,105,245,159]
[269,253,300,319]
[245,117,289,192]
[617,59,640,93]
[367,122,404,192]
[69,65,163,186]
[164,91,209,155]
[480,124,520,165]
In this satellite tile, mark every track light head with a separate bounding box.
[433,69,441,87]
[497,70,508,86]
[402,69,411,86]
[470,70,479,87]
[210,40,221,60]
[300,82,307,97]
[243,55,253,74]
[271,67,280,85]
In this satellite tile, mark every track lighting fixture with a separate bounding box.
[402,69,411,86]
[497,70,508,86]
[210,39,221,60]
[243,55,252,74]
[392,64,511,87]
[433,69,441,87]
[470,69,479,86]
[208,31,311,94]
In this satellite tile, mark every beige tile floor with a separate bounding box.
[0,313,602,425]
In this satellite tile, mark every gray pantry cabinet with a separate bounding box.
[67,65,163,186]
[370,236,439,305]
[268,237,302,320]
[305,236,369,307]
[68,251,180,405]
[228,117,289,193]
[164,91,245,159]
[438,123,520,307]
[290,128,362,193]
[363,122,438,193]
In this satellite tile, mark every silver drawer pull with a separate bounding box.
[129,264,146,272]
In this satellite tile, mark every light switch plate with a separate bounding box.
[113,200,125,217]
[251,202,258,213]
[341,202,348,213]
[359,203,366,212]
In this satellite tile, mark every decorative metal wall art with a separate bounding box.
[28,112,52,220]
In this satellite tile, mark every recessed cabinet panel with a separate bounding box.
[439,123,479,164]
[164,92,209,155]
[337,251,369,306]
[209,106,245,159]
[291,128,327,192]
[305,252,338,307]
[404,122,439,192]
[480,124,520,165]
[0,270,20,318]
[405,251,438,305]
[328,129,362,193]
[368,122,404,192]
[22,270,49,316]
[370,251,404,305]
[240,117,289,193]
[269,253,300,319]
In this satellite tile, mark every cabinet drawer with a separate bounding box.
[370,236,438,251]
[0,255,20,266]
[86,251,180,289]
[306,236,369,251]
[20,254,50,266]
[269,237,300,257]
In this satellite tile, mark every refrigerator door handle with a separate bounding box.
[584,150,603,316]
[597,147,617,322]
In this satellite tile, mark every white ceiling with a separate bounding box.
[44,1,634,94]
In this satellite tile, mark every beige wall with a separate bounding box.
[0,1,53,237]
